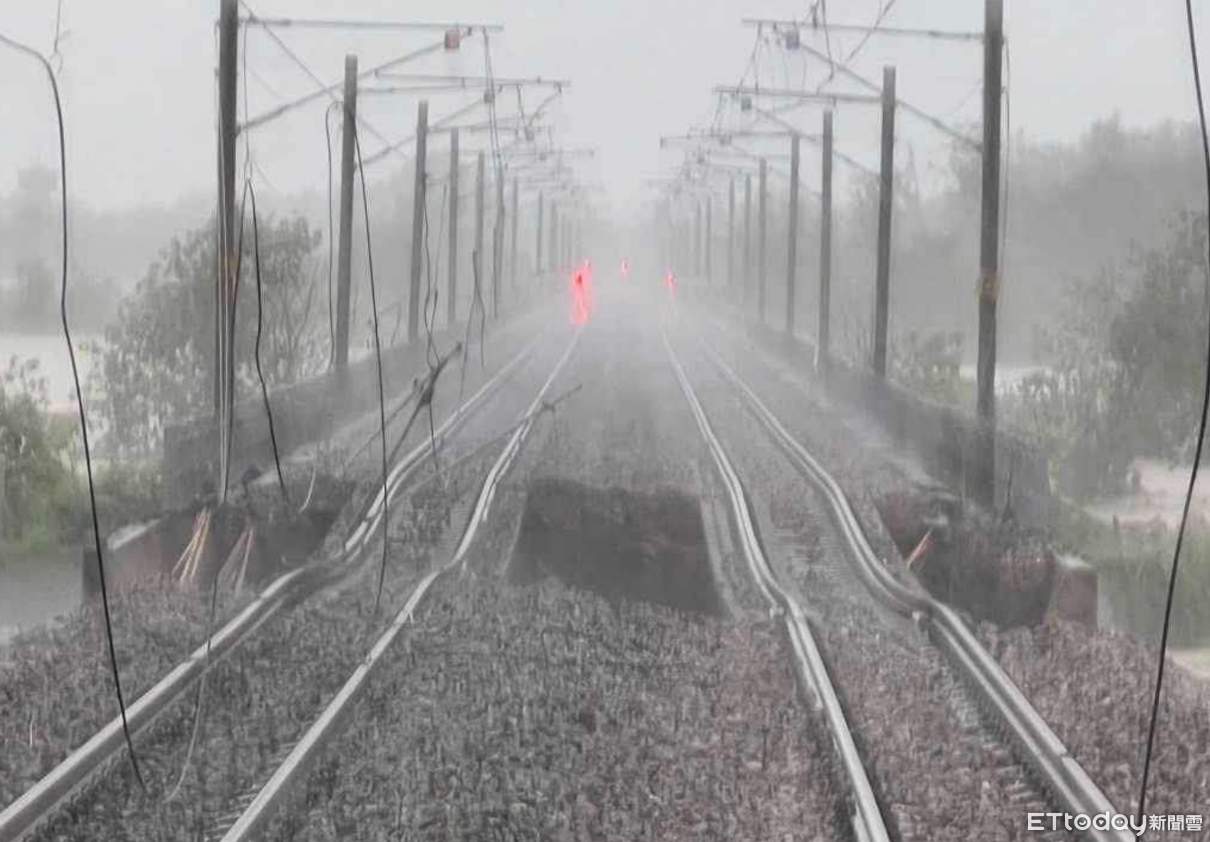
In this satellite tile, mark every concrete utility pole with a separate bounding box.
[728,176,736,294]
[975,0,1004,505]
[447,128,459,327]
[758,158,768,323]
[786,133,800,337]
[691,202,700,279]
[216,0,238,416]
[407,99,428,344]
[705,195,713,287]
[872,66,896,378]
[816,110,834,369]
[334,55,358,371]
[743,173,752,308]
[509,178,519,297]
[474,151,485,308]
[549,203,558,274]
[536,191,544,275]
[492,170,505,318]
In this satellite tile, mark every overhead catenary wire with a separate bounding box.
[237,0,400,157]
[817,0,902,87]
[1136,0,1210,824]
[0,30,147,791]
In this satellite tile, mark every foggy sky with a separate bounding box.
[0,1,1202,217]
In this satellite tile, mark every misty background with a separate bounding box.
[1,1,1204,371]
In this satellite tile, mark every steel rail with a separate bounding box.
[697,338,1133,842]
[0,329,547,842]
[661,326,891,842]
[219,327,582,842]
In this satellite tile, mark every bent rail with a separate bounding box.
[663,327,892,842]
[699,340,1132,842]
[218,328,582,842]
[0,331,547,842]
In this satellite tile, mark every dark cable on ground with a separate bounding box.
[412,383,582,497]
[349,121,392,617]
[0,30,147,791]
[1136,0,1210,823]
[341,345,459,538]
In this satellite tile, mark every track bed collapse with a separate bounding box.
[247,308,850,841]
[0,314,564,842]
[6,301,1158,842]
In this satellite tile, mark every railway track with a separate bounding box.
[6,306,1136,842]
[662,325,889,842]
[0,327,555,842]
[212,328,582,842]
[663,322,1132,842]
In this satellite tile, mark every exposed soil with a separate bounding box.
[875,490,1057,628]
[508,478,723,617]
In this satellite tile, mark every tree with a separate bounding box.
[0,358,76,547]
[90,213,324,459]
[1005,210,1209,498]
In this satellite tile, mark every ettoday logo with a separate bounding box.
[1027,812,1204,836]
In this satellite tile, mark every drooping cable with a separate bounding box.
[349,121,392,617]
[419,183,450,466]
[0,30,146,790]
[246,179,290,504]
[421,182,447,368]
[169,165,255,805]
[1136,0,1210,823]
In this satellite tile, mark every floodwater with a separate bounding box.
[957,363,1048,395]
[1085,457,1210,529]
[0,546,81,647]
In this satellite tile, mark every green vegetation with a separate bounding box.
[0,358,77,553]
[891,329,965,406]
[1002,210,1207,500]
[1055,502,1210,647]
[0,357,162,556]
[89,213,325,459]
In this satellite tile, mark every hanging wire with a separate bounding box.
[1136,0,1210,823]
[246,180,290,504]
[349,121,392,617]
[0,29,147,790]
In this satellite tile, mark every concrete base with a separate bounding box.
[1048,553,1098,627]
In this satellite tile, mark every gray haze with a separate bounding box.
[0,1,1202,213]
